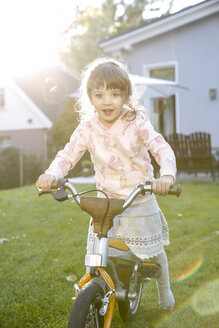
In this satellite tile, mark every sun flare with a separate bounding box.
[0,0,204,76]
[0,0,100,76]
[1,1,54,75]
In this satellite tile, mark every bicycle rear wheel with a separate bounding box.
[67,278,105,328]
[118,272,143,322]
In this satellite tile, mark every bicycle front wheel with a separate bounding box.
[67,278,105,328]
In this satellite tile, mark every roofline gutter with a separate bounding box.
[99,0,219,52]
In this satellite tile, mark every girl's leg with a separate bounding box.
[153,250,175,310]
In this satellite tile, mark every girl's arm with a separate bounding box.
[37,124,87,189]
[138,117,176,195]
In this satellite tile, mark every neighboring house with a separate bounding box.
[14,64,80,122]
[99,0,219,150]
[0,64,80,159]
[0,75,52,159]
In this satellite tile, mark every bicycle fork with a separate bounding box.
[73,237,116,328]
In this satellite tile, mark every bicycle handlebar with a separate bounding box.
[123,183,181,210]
[38,179,181,210]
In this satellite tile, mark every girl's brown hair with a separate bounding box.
[86,61,132,103]
[76,57,142,122]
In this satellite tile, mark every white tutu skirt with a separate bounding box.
[87,195,169,260]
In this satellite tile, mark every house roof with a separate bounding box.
[14,64,80,122]
[99,0,219,53]
[0,75,52,131]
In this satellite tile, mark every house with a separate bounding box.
[14,64,80,122]
[99,0,219,151]
[0,64,80,159]
[0,75,52,159]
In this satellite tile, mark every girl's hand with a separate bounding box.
[152,175,174,196]
[36,174,56,190]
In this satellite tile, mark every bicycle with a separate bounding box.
[38,179,181,328]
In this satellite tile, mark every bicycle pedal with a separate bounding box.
[138,262,161,279]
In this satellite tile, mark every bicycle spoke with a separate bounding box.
[85,303,100,328]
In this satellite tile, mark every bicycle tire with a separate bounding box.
[67,278,105,328]
[118,273,143,322]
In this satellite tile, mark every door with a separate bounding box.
[153,95,176,136]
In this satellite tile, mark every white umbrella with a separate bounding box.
[130,74,188,99]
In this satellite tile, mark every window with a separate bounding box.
[149,67,175,81]
[144,62,177,135]
[0,88,5,107]
[0,136,12,150]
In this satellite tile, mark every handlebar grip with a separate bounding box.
[38,190,53,196]
[168,184,181,197]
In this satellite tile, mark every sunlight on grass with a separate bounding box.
[0,181,219,328]
[153,277,219,328]
[191,278,219,316]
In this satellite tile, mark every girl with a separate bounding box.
[36,57,176,310]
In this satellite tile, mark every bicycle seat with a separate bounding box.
[80,196,125,237]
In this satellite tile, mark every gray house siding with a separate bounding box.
[120,12,219,148]
[175,12,219,145]
[0,129,47,158]
[125,32,176,75]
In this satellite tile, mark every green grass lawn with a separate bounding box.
[0,181,219,328]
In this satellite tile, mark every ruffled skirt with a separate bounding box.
[87,195,169,260]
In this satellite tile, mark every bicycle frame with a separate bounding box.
[73,195,124,327]
[70,194,153,327]
[38,179,181,327]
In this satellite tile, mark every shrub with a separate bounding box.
[0,147,43,190]
[0,147,20,189]
[23,153,44,186]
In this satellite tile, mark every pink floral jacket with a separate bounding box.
[45,109,176,200]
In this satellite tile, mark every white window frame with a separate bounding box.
[143,61,179,82]
[0,88,5,108]
[143,61,180,133]
[0,136,12,150]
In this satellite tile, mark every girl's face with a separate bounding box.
[90,83,127,128]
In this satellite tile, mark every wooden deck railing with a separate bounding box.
[165,132,215,180]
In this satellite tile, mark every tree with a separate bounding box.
[60,0,174,73]
[49,98,79,153]
[48,98,90,177]
[60,2,116,73]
